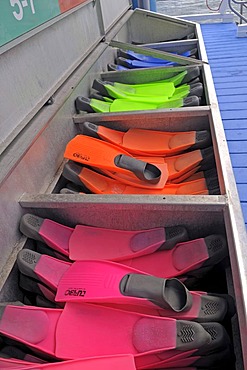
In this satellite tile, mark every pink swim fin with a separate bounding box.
[17,251,191,312]
[134,321,231,369]
[121,234,228,279]
[17,250,229,322]
[0,354,135,370]
[0,356,35,369]
[0,303,210,360]
[0,345,46,365]
[20,214,188,261]
[103,291,229,323]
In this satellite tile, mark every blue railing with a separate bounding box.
[228,0,247,23]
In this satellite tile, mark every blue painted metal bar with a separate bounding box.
[131,0,156,11]
[201,22,247,225]
[132,0,139,8]
[149,0,157,11]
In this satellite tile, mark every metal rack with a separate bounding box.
[0,3,246,369]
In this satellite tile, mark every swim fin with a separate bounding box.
[117,47,177,63]
[100,150,216,188]
[17,250,230,322]
[117,56,175,68]
[17,251,192,311]
[0,356,36,369]
[139,148,215,181]
[108,63,129,71]
[121,234,228,279]
[20,213,188,260]
[93,76,203,98]
[0,353,218,370]
[91,81,203,105]
[19,266,232,322]
[135,322,231,369]
[19,272,64,309]
[99,76,177,94]
[155,347,233,369]
[170,167,217,183]
[107,68,200,87]
[97,157,169,190]
[105,291,231,323]
[19,273,58,304]
[0,345,46,364]
[92,78,175,98]
[21,215,227,278]
[35,295,61,309]
[117,48,196,63]
[96,148,216,187]
[64,135,163,184]
[0,354,136,370]
[81,123,211,156]
[165,166,201,184]
[75,95,200,113]
[0,303,211,359]
[102,66,200,87]
[172,82,203,99]
[89,91,114,102]
[35,242,71,262]
[62,163,219,195]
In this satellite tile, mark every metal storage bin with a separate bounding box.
[0,4,246,369]
[109,8,197,44]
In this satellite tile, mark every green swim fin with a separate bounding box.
[93,79,175,98]
[75,96,200,113]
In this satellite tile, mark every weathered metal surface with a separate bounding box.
[0,0,102,156]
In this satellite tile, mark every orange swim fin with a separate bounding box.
[82,122,211,156]
[62,162,219,195]
[137,147,215,181]
[64,135,164,184]
[167,166,201,184]
[100,156,168,189]
[103,148,215,186]
[183,168,218,182]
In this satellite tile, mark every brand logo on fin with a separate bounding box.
[65,289,86,297]
[73,153,90,161]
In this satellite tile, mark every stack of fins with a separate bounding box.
[0,214,235,369]
[60,122,219,195]
[108,47,198,71]
[75,67,204,113]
